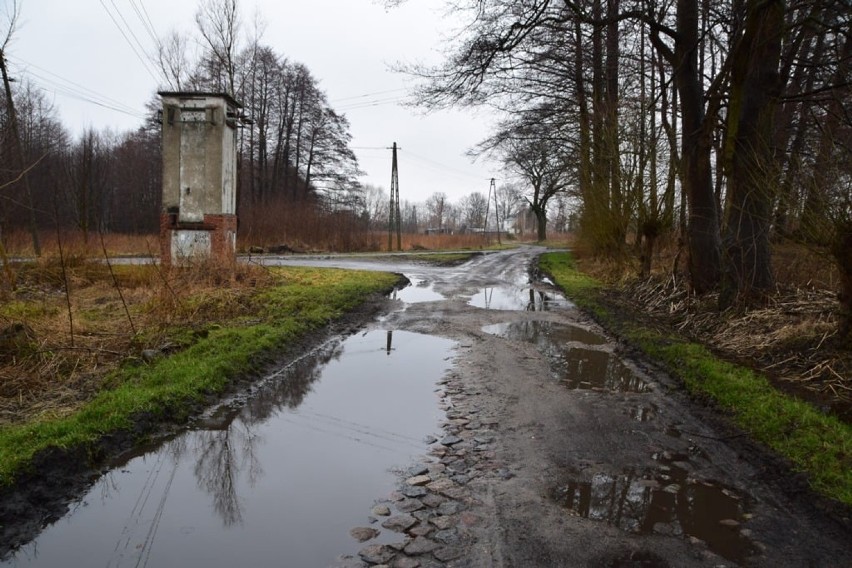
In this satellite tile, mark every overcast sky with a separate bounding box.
[5,0,500,204]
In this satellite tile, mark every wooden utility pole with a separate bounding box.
[387,142,401,251]
[0,50,41,256]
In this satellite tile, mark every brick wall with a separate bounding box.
[160,213,237,266]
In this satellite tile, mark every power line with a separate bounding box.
[98,0,162,85]
[108,0,162,80]
[30,77,148,119]
[8,59,147,120]
[403,149,491,181]
[8,55,144,116]
[127,0,161,48]
[331,88,407,103]
[336,96,407,112]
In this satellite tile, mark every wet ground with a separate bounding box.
[2,246,851,567]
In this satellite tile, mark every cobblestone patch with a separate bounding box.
[333,371,506,567]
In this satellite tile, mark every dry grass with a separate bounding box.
[0,253,275,427]
[578,239,850,419]
[395,232,511,251]
[4,230,157,258]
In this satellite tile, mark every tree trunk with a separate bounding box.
[720,0,784,306]
[833,220,852,342]
[673,0,722,292]
[651,0,722,291]
[605,0,624,250]
[534,205,547,242]
[575,19,595,245]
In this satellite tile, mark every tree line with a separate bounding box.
[0,0,362,249]
[358,182,554,236]
[390,0,851,335]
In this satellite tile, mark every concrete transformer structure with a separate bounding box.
[159,92,240,266]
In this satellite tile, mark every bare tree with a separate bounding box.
[495,182,525,233]
[459,191,488,229]
[426,192,448,230]
[195,0,242,95]
[156,29,196,91]
[63,129,113,243]
[1,0,41,255]
[360,184,389,230]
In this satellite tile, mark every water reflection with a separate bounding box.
[484,320,606,346]
[626,404,658,422]
[469,287,568,311]
[4,331,455,568]
[190,423,259,526]
[391,278,444,303]
[554,453,756,563]
[558,347,648,392]
[484,321,646,392]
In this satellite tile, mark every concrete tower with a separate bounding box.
[158,91,240,266]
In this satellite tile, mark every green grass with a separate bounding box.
[539,251,604,317]
[540,251,852,505]
[0,267,399,486]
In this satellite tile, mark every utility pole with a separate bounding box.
[387,142,401,251]
[0,49,41,256]
[484,178,500,245]
[491,178,501,245]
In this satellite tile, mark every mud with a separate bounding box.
[339,247,850,567]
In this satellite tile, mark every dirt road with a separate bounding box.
[282,246,851,567]
[2,247,850,567]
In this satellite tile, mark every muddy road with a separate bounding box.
[2,246,850,567]
[264,246,851,567]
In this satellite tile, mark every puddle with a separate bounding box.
[553,453,757,564]
[3,331,455,568]
[392,278,444,303]
[469,287,569,311]
[484,320,606,346]
[484,322,647,392]
[626,404,658,422]
[558,348,649,392]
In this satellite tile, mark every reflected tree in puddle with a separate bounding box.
[169,340,346,527]
[554,453,757,563]
[484,321,607,347]
[526,288,571,311]
[472,287,565,311]
[189,423,259,526]
[484,321,646,392]
[243,339,344,421]
[557,348,648,393]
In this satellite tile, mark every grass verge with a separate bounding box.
[0,266,399,486]
[539,251,852,506]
